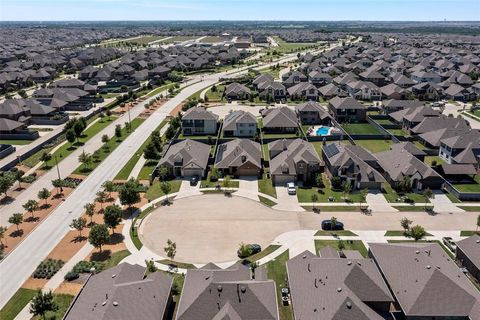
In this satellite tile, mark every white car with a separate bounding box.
[287,182,296,195]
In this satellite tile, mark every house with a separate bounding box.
[438,130,480,166]
[63,263,173,320]
[322,142,385,189]
[345,80,382,101]
[381,99,424,114]
[175,262,279,320]
[318,83,348,99]
[258,82,286,101]
[282,70,307,88]
[252,73,274,90]
[390,142,427,162]
[327,96,366,123]
[181,106,218,136]
[411,82,443,100]
[295,101,332,125]
[214,139,261,177]
[269,138,322,185]
[287,251,394,320]
[380,83,406,100]
[223,82,251,100]
[410,70,442,84]
[261,107,298,134]
[287,82,318,101]
[444,83,476,101]
[222,110,257,137]
[157,139,210,178]
[369,243,480,320]
[456,235,480,281]
[375,148,444,190]
[359,69,386,86]
[308,71,332,86]
[389,106,440,132]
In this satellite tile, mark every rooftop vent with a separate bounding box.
[337,287,342,292]
[476,240,480,244]
[112,274,117,278]
[241,286,246,293]
[113,301,118,307]
[346,301,352,309]
[217,285,223,292]
[347,261,352,265]
[426,265,431,269]
[415,250,420,254]
[102,301,107,306]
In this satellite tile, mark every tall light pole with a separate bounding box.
[55,155,63,193]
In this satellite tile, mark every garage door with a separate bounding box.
[237,168,260,176]
[273,174,295,186]
[183,168,204,178]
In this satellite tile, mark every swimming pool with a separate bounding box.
[316,126,332,136]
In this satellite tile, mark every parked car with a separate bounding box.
[287,182,296,195]
[237,243,261,258]
[190,176,199,186]
[321,219,344,231]
[442,237,456,252]
[250,244,262,254]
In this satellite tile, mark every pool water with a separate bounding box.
[316,127,331,136]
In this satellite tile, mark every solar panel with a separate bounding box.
[324,143,340,158]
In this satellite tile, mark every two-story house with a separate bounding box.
[181,106,219,136]
[222,110,257,137]
[327,96,366,123]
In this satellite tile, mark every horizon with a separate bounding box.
[1,0,479,22]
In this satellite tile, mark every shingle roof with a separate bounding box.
[456,235,480,272]
[223,110,256,131]
[214,139,261,170]
[182,106,219,121]
[269,139,322,176]
[159,139,210,171]
[261,107,298,129]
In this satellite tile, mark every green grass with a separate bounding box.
[262,144,270,160]
[262,132,300,139]
[265,250,293,320]
[130,206,155,250]
[204,84,225,102]
[200,176,239,189]
[342,123,382,135]
[374,119,395,125]
[100,250,131,269]
[354,139,394,153]
[258,172,277,198]
[460,231,480,236]
[314,230,357,236]
[138,160,159,180]
[247,245,282,261]
[445,192,462,203]
[303,205,362,212]
[258,195,277,207]
[145,180,182,201]
[452,176,480,193]
[32,294,74,320]
[158,259,196,269]
[382,184,429,203]
[296,175,363,203]
[388,128,408,136]
[115,120,168,180]
[43,116,117,169]
[0,288,37,320]
[458,206,480,212]
[385,230,433,236]
[393,206,434,212]
[424,156,444,166]
[73,118,145,175]
[314,240,368,257]
[0,139,32,145]
[146,82,175,97]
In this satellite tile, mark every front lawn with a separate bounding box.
[266,250,293,320]
[0,139,32,145]
[424,156,444,166]
[0,288,37,320]
[248,244,281,261]
[258,172,277,198]
[384,230,433,236]
[297,175,363,203]
[460,231,480,236]
[302,205,362,212]
[342,123,382,135]
[32,294,74,320]
[458,206,480,212]
[392,206,434,212]
[314,230,357,236]
[314,240,368,257]
[145,180,182,201]
[382,184,429,203]
[354,139,393,153]
[259,195,277,207]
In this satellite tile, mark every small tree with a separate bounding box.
[341,180,352,200]
[30,290,58,320]
[160,181,172,202]
[115,124,122,139]
[101,134,109,144]
[210,167,221,182]
[422,188,433,210]
[359,188,368,210]
[330,216,337,230]
[338,240,346,252]
[0,226,6,247]
[84,202,95,225]
[23,199,39,219]
[331,176,342,190]
[222,175,232,193]
[95,190,108,211]
[9,213,23,231]
[0,174,14,198]
[102,180,115,200]
[145,259,158,273]
[40,152,52,165]
[103,205,123,234]
[410,225,427,241]
[237,242,253,258]
[51,179,64,196]
[143,142,159,159]
[164,239,176,263]
[37,188,51,207]
[79,151,93,171]
[66,129,76,145]
[14,169,25,190]
[70,217,87,238]
[158,166,169,181]
[118,179,141,208]
[88,224,110,252]
[315,173,324,188]
[400,217,413,235]
[311,193,318,211]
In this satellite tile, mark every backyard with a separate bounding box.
[341,123,382,135]
[354,139,394,153]
[265,250,293,320]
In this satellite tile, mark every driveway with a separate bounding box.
[273,185,304,211]
[430,191,465,213]
[366,191,398,212]
[236,176,259,201]
[176,179,201,199]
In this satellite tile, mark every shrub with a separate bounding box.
[64,271,79,281]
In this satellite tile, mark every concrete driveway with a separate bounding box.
[273,185,304,211]
[236,176,259,200]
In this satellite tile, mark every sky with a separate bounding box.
[1,0,479,21]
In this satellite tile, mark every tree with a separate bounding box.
[330,216,337,230]
[0,226,6,247]
[311,193,318,211]
[341,180,352,200]
[30,290,58,320]
[400,217,413,234]
[222,175,232,192]
[103,205,123,234]
[84,202,95,225]
[331,176,342,190]
[51,179,64,196]
[9,213,23,231]
[70,217,87,238]
[150,130,162,151]
[40,152,52,164]
[422,188,433,210]
[237,242,253,258]
[73,121,84,142]
[210,167,221,182]
[118,178,141,207]
[338,240,346,252]
[164,239,176,262]
[315,173,324,188]
[79,151,93,171]
[14,169,25,190]
[102,180,115,200]
[23,199,39,219]
[88,224,110,252]
[410,225,427,241]
[145,259,157,273]
[101,134,109,144]
[0,174,14,198]
[66,129,76,145]
[157,166,169,181]
[37,188,51,207]
[359,188,368,210]
[115,124,122,139]
[95,190,107,211]
[143,142,159,159]
[160,182,172,202]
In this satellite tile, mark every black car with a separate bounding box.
[190,176,199,186]
[250,244,261,254]
[321,220,344,230]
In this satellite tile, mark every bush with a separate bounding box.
[331,176,342,190]
[71,260,104,274]
[33,259,64,279]
[21,175,36,184]
[64,271,79,281]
